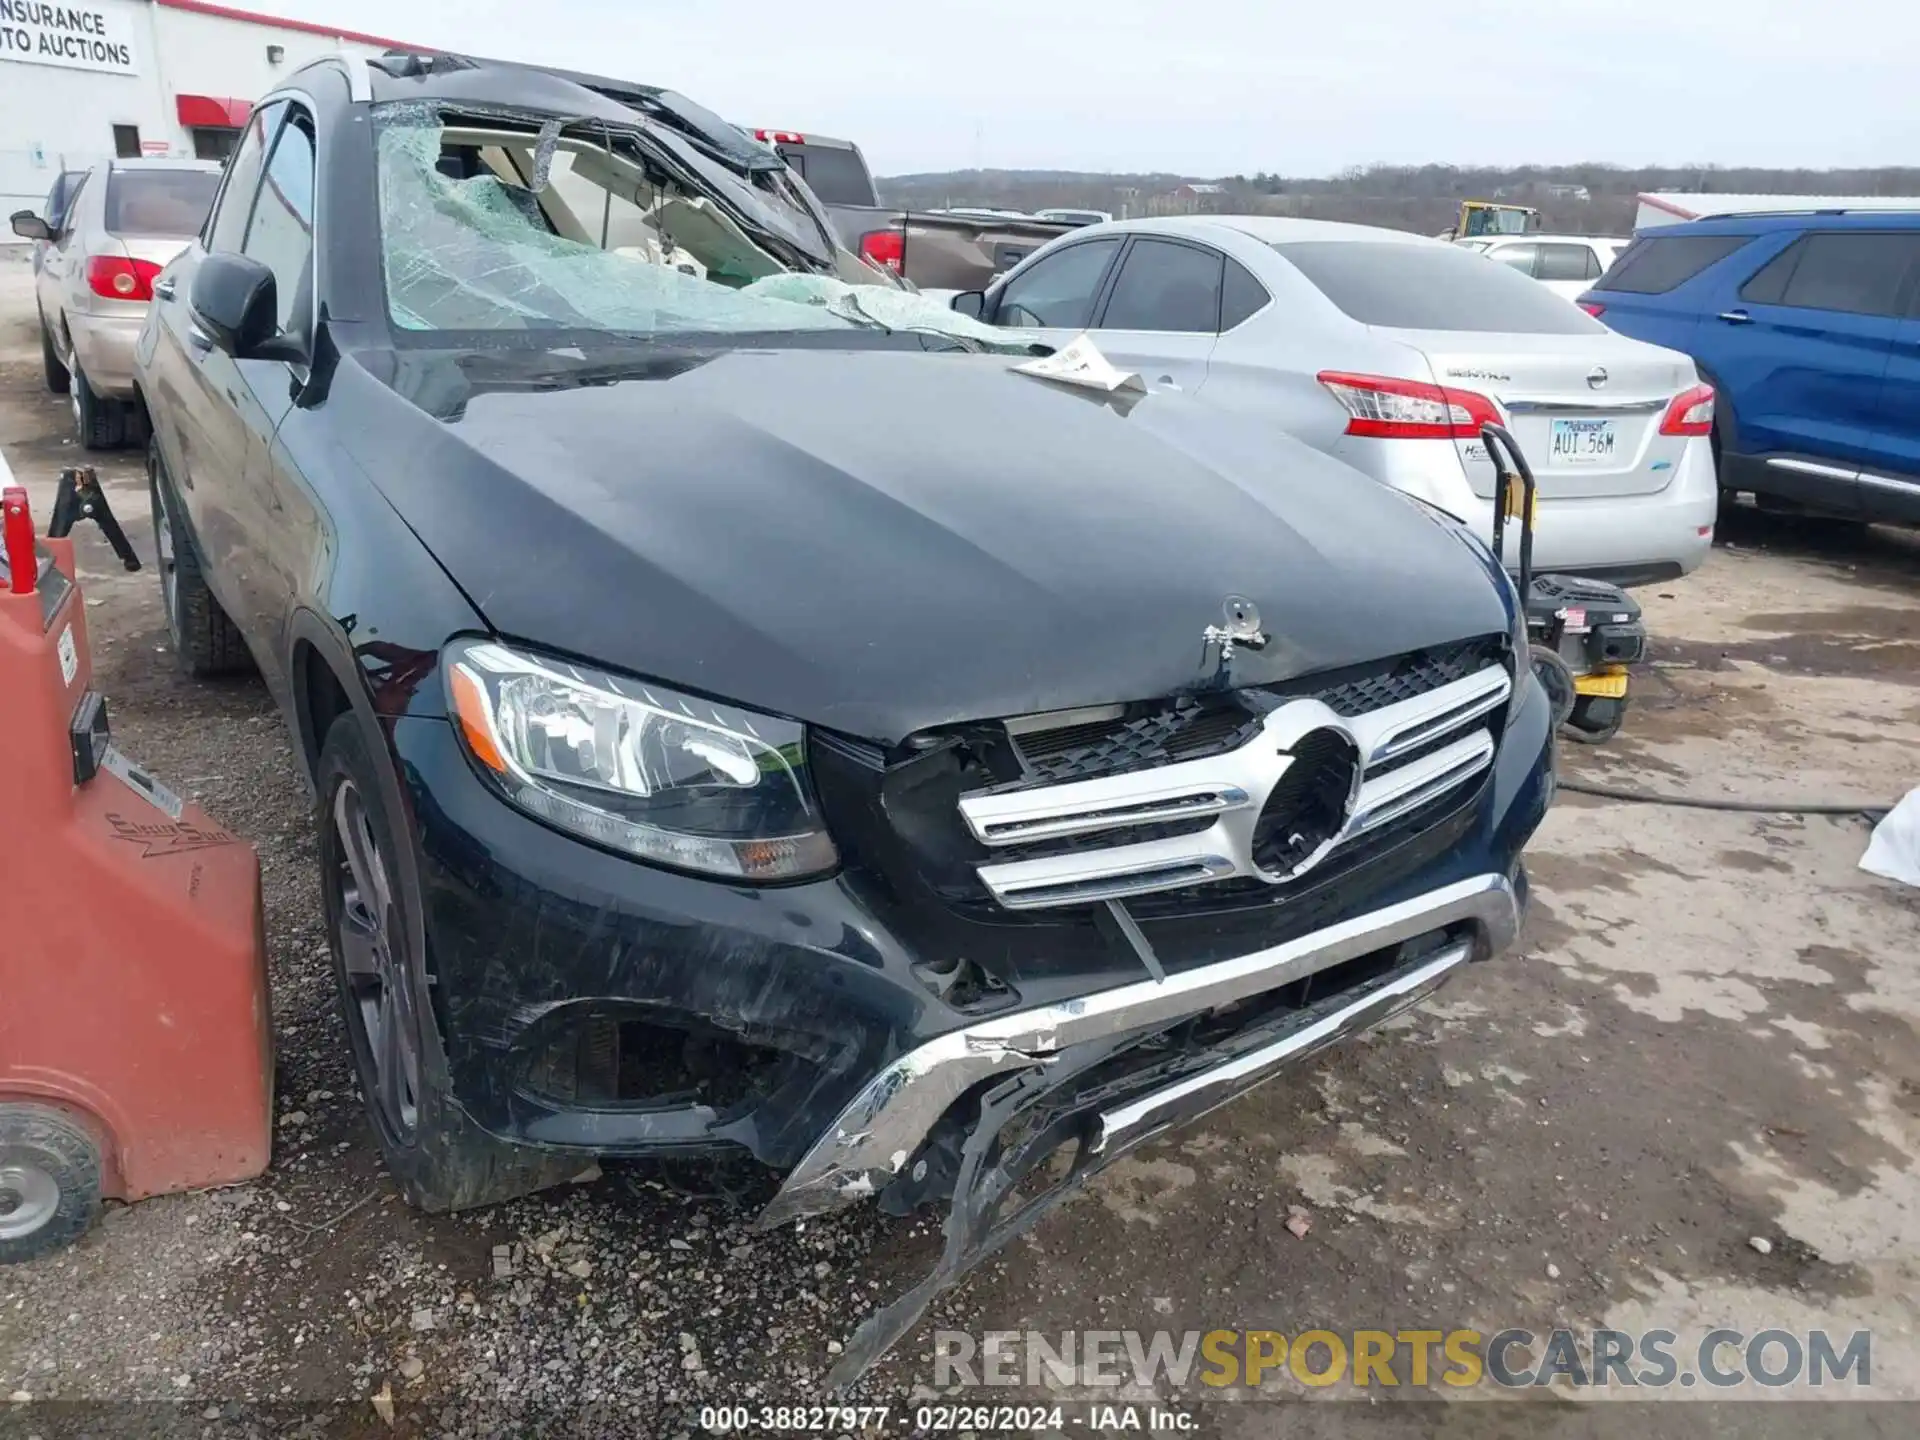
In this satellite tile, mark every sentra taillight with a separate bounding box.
[86,255,160,302]
[858,229,905,275]
[1658,382,1715,436]
[1317,371,1502,440]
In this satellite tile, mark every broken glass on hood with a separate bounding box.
[375,107,1034,353]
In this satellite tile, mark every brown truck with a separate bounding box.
[746,128,1078,292]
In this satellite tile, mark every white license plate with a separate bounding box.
[1550,418,1617,465]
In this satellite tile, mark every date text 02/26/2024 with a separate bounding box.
[699,1404,1199,1431]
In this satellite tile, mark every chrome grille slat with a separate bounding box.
[1346,730,1496,837]
[965,784,1252,847]
[1362,667,1510,768]
[984,852,1240,910]
[960,656,1512,911]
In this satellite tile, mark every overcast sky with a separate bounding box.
[241,0,1920,177]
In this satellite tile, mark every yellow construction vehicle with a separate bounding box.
[1449,201,1541,240]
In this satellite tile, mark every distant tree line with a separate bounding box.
[877,163,1920,235]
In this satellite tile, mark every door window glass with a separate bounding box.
[1491,244,1538,275]
[1775,233,1918,317]
[1536,243,1597,282]
[1598,234,1752,293]
[1099,239,1225,332]
[1739,239,1804,305]
[244,111,316,333]
[774,143,877,207]
[993,238,1121,328]
[205,102,282,254]
[1219,257,1270,329]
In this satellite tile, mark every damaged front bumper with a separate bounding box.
[759,872,1520,1228]
[805,877,1521,1385]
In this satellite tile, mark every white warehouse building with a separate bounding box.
[1,0,420,216]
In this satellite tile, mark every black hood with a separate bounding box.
[348,343,1511,742]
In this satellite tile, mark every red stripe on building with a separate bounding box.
[155,0,421,53]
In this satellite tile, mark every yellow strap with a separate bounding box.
[1499,473,1536,523]
[1573,671,1629,698]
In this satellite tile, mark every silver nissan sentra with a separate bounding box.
[956,215,1718,586]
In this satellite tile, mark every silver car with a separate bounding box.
[957,216,1718,585]
[10,159,223,450]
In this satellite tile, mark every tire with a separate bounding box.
[39,310,70,395]
[1563,695,1627,745]
[0,1104,103,1265]
[149,441,251,678]
[71,356,127,451]
[317,716,582,1213]
[1529,644,1579,731]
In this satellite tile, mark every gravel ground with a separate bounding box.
[2,249,1918,1437]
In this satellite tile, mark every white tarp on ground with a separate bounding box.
[1861,786,1920,887]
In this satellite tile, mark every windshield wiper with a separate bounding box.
[825,292,892,335]
[907,328,982,353]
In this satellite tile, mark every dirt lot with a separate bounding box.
[2,248,1918,1437]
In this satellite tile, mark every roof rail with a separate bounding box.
[288,50,375,103]
[1692,206,1920,220]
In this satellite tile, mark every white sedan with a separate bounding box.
[954,216,1716,586]
[1456,233,1630,302]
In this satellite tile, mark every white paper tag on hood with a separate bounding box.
[1013,333,1147,395]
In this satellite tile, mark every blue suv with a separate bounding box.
[1580,212,1920,525]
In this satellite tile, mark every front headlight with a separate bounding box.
[445,640,838,881]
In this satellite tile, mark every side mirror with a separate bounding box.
[190,252,303,361]
[949,290,987,321]
[9,211,51,242]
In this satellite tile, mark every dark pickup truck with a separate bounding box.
[747,127,1077,291]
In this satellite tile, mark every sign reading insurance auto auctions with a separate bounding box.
[0,0,138,75]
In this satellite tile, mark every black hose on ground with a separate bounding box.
[1555,776,1891,823]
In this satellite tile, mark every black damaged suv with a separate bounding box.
[133,52,1552,1370]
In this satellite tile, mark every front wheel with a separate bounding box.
[70,357,126,451]
[38,310,70,395]
[0,1104,103,1265]
[148,441,250,678]
[317,717,583,1213]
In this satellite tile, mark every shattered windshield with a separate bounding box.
[375,106,1031,350]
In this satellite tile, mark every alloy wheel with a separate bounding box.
[332,778,421,1143]
[0,1160,60,1243]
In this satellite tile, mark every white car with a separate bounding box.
[1036,207,1113,227]
[957,216,1716,585]
[1456,234,1629,302]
